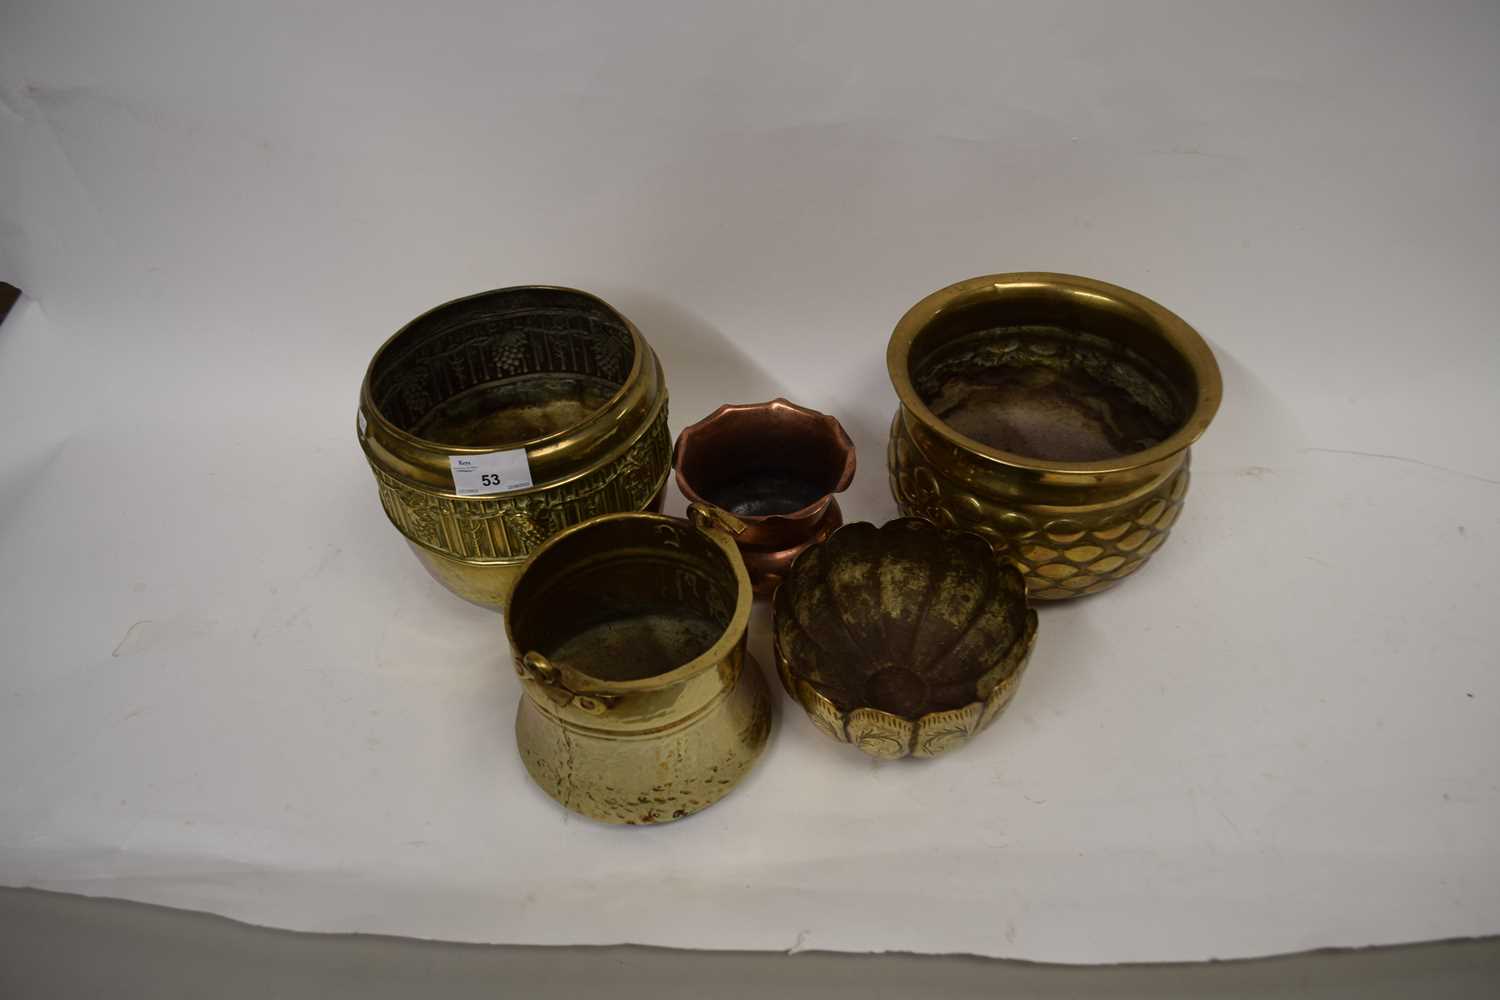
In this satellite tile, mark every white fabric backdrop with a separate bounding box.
[1,0,1498,963]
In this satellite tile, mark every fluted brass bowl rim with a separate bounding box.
[504,507,754,694]
[774,626,1037,758]
[887,272,1223,476]
[360,284,648,457]
[772,517,1039,759]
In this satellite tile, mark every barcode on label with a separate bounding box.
[449,450,533,496]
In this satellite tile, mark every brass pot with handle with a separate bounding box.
[505,504,771,825]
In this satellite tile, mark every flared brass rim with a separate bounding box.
[887,272,1222,476]
[504,509,754,694]
[360,283,647,455]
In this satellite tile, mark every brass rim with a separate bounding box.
[358,385,668,501]
[887,272,1222,475]
[360,284,647,455]
[504,510,754,694]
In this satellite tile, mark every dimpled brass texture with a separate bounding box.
[358,286,670,609]
[887,273,1221,599]
[506,505,770,824]
[773,518,1038,760]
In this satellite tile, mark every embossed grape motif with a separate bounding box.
[371,405,670,561]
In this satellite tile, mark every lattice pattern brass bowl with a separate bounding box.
[887,273,1221,599]
[772,518,1038,760]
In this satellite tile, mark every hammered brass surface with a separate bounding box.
[505,505,770,824]
[772,518,1038,760]
[358,286,672,610]
[886,273,1221,599]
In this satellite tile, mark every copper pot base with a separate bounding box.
[737,498,843,598]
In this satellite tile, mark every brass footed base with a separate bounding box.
[409,543,526,611]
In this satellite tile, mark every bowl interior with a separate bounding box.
[370,288,635,447]
[775,520,1029,717]
[907,291,1196,462]
[678,408,850,517]
[509,517,738,683]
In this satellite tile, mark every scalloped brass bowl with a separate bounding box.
[772,518,1038,760]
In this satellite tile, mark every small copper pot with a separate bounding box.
[674,399,856,597]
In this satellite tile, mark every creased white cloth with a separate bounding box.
[1,0,1497,963]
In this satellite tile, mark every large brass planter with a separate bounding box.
[358,286,670,609]
[887,273,1221,599]
[505,505,771,825]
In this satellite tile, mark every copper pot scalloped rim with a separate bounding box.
[674,398,855,597]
